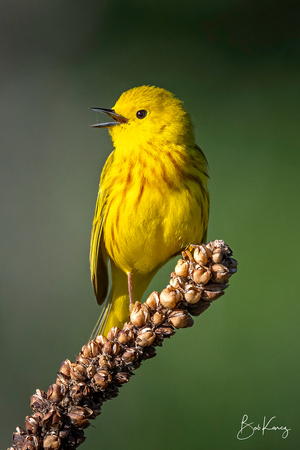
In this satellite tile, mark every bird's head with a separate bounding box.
[91,86,195,150]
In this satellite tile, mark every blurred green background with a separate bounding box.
[1,0,299,449]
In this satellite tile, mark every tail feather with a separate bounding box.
[90,291,130,340]
[89,292,113,341]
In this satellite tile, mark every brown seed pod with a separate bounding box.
[46,384,63,403]
[43,434,61,450]
[136,327,156,347]
[102,340,114,356]
[169,310,192,328]
[30,390,47,412]
[25,415,40,434]
[86,364,96,379]
[122,348,139,364]
[202,284,225,301]
[114,371,131,385]
[95,335,108,347]
[59,360,71,378]
[174,259,189,277]
[55,373,69,388]
[192,266,211,285]
[169,275,185,290]
[193,245,212,265]
[152,311,165,326]
[160,287,182,309]
[20,435,39,449]
[116,329,133,345]
[211,264,230,283]
[70,363,87,382]
[106,327,120,341]
[212,248,223,264]
[70,383,90,402]
[155,326,175,337]
[41,408,62,429]
[130,302,151,327]
[184,285,202,304]
[145,291,160,309]
[93,370,112,389]
[67,406,92,428]
[76,355,89,365]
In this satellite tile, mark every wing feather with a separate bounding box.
[90,152,114,305]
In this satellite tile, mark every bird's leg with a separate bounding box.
[127,272,134,312]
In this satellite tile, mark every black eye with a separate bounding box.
[136,109,147,119]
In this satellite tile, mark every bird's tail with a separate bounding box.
[89,262,156,340]
[89,290,131,340]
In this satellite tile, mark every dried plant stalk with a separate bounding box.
[9,240,237,450]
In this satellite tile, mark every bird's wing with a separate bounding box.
[90,152,114,305]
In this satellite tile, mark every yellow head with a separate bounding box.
[91,86,195,151]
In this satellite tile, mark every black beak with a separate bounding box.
[90,107,128,128]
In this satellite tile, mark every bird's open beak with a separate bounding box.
[90,107,128,128]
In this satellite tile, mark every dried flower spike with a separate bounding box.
[9,240,237,450]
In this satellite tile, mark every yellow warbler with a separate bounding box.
[90,86,209,337]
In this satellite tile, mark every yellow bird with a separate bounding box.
[90,86,209,337]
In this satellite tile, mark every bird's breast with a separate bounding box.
[102,147,209,275]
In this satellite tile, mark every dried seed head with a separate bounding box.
[174,259,189,277]
[30,390,47,412]
[41,408,62,429]
[211,264,230,283]
[184,285,202,304]
[95,335,108,347]
[47,384,63,403]
[93,370,112,389]
[182,249,194,261]
[155,326,175,337]
[67,406,91,428]
[192,266,211,285]
[130,302,151,327]
[116,329,132,345]
[21,435,39,449]
[169,275,184,290]
[25,415,40,434]
[212,248,223,264]
[202,284,225,301]
[169,310,192,328]
[81,341,100,358]
[59,360,71,378]
[102,340,114,356]
[122,347,139,364]
[98,354,113,370]
[107,327,121,341]
[43,434,61,449]
[152,311,165,326]
[86,364,96,379]
[136,327,156,347]
[193,245,212,265]
[114,371,131,385]
[112,342,120,355]
[76,355,89,365]
[70,363,87,382]
[145,291,160,309]
[70,383,90,401]
[55,373,69,388]
[160,287,182,309]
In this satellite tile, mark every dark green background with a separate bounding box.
[1,1,299,449]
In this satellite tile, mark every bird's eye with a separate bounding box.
[136,109,148,119]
